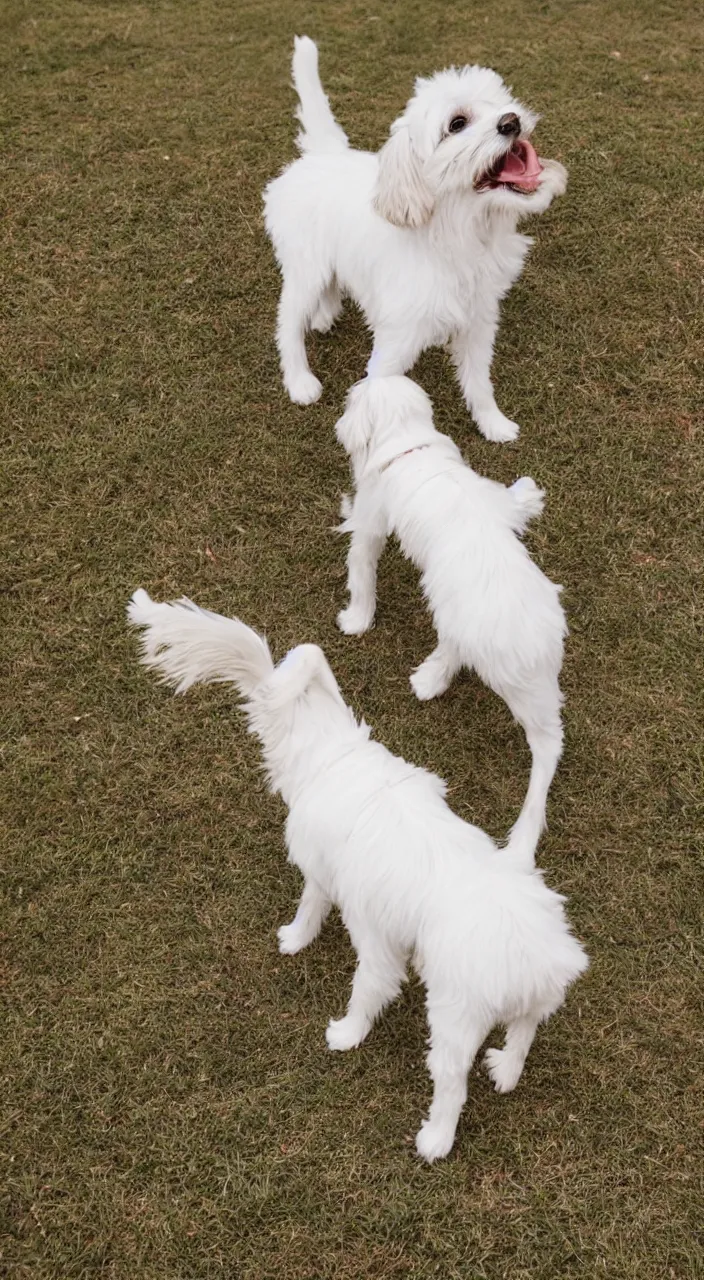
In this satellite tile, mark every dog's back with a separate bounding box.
[285,734,585,1013]
[383,451,566,678]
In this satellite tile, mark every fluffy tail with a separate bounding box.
[128,592,354,793]
[502,718,564,872]
[508,476,545,535]
[127,589,274,697]
[292,35,349,154]
[502,815,543,873]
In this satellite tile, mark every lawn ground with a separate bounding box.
[1,1,703,1276]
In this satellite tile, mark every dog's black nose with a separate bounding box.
[497,112,521,137]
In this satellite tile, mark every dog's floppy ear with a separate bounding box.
[373,123,435,229]
[335,381,375,456]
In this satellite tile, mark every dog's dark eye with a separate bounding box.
[448,115,468,133]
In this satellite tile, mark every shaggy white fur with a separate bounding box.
[263,36,567,441]
[128,589,587,1162]
[335,375,567,866]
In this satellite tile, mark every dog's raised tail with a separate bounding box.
[292,36,349,154]
[503,818,542,873]
[127,589,274,698]
[502,722,563,871]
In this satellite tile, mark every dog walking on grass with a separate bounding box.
[335,374,567,867]
[128,589,587,1162]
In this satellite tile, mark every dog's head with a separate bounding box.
[373,65,544,228]
[335,376,434,475]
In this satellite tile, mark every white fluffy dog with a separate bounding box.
[128,589,587,1162]
[335,375,567,864]
[263,37,567,442]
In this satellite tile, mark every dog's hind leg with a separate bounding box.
[276,277,325,404]
[310,279,343,333]
[410,640,459,701]
[278,878,332,955]
[416,1001,490,1162]
[326,933,406,1051]
[484,1012,542,1093]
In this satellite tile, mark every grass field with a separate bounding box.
[2,0,703,1276]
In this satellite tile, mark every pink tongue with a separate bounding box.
[494,140,542,191]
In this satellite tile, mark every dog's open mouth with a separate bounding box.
[475,140,543,193]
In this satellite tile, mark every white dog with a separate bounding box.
[335,375,567,864]
[128,589,587,1162]
[263,36,567,441]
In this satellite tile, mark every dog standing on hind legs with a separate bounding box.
[335,375,567,864]
[264,36,567,440]
[128,589,587,1162]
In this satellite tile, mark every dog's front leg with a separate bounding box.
[450,319,519,443]
[520,159,568,215]
[337,507,387,636]
[278,878,332,955]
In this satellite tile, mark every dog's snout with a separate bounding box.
[497,112,521,137]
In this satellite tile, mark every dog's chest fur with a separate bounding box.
[352,206,532,346]
[426,208,531,328]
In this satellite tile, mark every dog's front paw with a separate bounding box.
[415,1119,456,1163]
[339,493,353,521]
[476,409,520,444]
[337,605,373,636]
[285,371,323,405]
[539,158,568,198]
[484,1047,524,1094]
[277,923,308,955]
[326,1016,366,1052]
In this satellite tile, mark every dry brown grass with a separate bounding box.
[2,1,703,1276]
